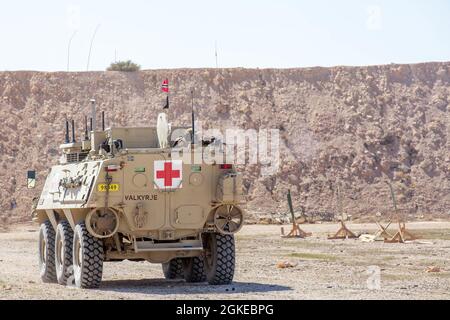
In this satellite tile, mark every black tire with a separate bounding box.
[203,233,235,285]
[183,256,207,283]
[73,223,104,288]
[55,221,74,285]
[38,220,57,283]
[162,258,184,279]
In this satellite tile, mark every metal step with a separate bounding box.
[133,239,203,252]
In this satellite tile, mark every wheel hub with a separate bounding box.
[213,205,244,235]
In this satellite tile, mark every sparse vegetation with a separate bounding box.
[107,60,141,72]
[382,273,414,281]
[287,252,337,261]
[427,272,450,278]
[414,229,450,240]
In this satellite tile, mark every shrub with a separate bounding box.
[107,60,141,72]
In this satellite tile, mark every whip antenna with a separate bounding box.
[191,89,195,145]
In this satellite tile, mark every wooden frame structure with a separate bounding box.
[328,182,358,240]
[281,190,312,239]
[382,181,417,243]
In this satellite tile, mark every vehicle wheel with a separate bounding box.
[73,222,104,288]
[183,256,206,283]
[203,233,235,285]
[39,220,57,283]
[162,258,184,279]
[55,221,74,285]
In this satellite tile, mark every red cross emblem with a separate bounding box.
[154,160,183,189]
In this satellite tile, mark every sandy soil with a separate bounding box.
[1,221,449,300]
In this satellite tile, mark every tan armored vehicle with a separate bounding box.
[33,101,244,288]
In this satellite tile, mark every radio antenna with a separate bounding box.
[71,119,76,143]
[191,89,195,145]
[90,99,96,131]
[86,24,101,71]
[67,30,77,72]
[84,116,88,140]
[65,120,70,143]
[215,41,218,68]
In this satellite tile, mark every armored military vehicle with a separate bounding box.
[33,100,244,288]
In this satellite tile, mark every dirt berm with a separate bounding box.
[1,63,450,224]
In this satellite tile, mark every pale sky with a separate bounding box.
[0,0,449,71]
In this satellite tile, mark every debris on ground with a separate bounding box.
[276,261,298,269]
[359,234,386,242]
[426,266,442,273]
[410,240,434,245]
[259,217,281,225]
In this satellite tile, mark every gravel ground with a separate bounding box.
[0,221,449,300]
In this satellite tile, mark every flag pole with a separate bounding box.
[167,78,169,111]
[162,78,169,110]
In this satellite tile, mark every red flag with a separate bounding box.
[161,79,169,93]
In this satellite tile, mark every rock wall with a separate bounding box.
[1,63,450,224]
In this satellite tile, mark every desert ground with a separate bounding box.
[0,221,449,300]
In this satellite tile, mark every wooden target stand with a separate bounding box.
[374,221,394,240]
[385,221,417,243]
[382,181,417,243]
[328,220,358,240]
[328,182,358,240]
[281,190,312,239]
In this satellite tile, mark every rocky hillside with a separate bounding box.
[1,63,450,225]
